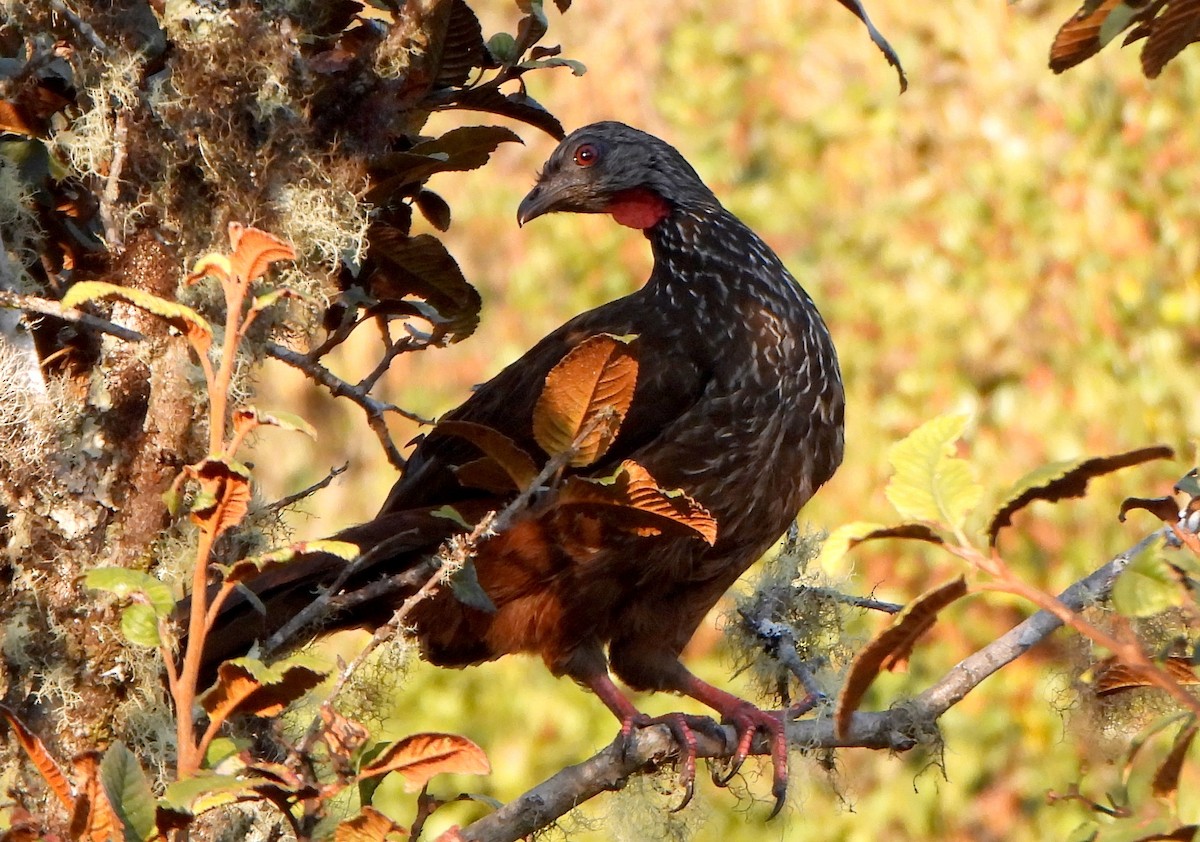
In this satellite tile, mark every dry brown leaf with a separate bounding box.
[70,752,119,842]
[1050,0,1126,72]
[1142,0,1200,76]
[835,577,969,737]
[200,659,326,723]
[0,705,74,816]
[533,334,639,467]
[333,806,408,842]
[1093,655,1200,696]
[358,732,490,792]
[1152,722,1198,800]
[558,460,718,545]
[435,420,539,490]
[186,458,252,539]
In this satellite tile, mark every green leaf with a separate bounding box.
[1112,537,1180,618]
[61,281,213,344]
[1098,2,1140,47]
[885,414,982,530]
[233,406,318,440]
[100,742,157,842]
[431,505,472,529]
[487,32,518,63]
[449,558,496,613]
[121,603,162,647]
[84,568,174,618]
[203,736,249,771]
[161,773,259,814]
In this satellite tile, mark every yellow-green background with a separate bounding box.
[250,1,1200,838]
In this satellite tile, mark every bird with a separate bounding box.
[197,121,845,812]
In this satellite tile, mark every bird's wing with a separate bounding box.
[380,290,713,513]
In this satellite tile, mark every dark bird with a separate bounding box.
[198,121,845,810]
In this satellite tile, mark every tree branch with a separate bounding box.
[456,529,1167,842]
[0,290,146,342]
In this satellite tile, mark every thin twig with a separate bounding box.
[803,586,904,614]
[49,0,109,53]
[0,290,146,342]
[266,340,429,469]
[101,112,128,248]
[261,462,349,516]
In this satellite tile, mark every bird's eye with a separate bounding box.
[573,143,600,167]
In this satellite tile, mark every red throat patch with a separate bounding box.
[607,188,671,230]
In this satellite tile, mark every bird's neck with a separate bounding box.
[644,206,806,312]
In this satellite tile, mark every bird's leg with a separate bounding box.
[671,669,791,819]
[579,672,718,811]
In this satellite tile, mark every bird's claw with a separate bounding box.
[707,703,790,819]
[619,712,722,812]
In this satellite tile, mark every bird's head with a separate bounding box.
[517,121,719,230]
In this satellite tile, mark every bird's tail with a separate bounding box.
[178,503,488,684]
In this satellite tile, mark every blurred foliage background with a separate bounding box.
[248,0,1200,838]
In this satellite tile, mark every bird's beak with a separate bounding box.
[516,183,554,227]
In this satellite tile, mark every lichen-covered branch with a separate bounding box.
[456,530,1166,842]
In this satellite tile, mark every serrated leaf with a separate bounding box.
[885,415,982,529]
[358,732,490,792]
[185,457,252,538]
[232,407,318,441]
[832,0,907,92]
[100,742,157,842]
[435,420,539,491]
[1112,537,1180,618]
[988,446,1173,545]
[835,576,969,737]
[120,603,161,647]
[220,539,360,585]
[0,704,74,814]
[84,568,175,618]
[61,281,213,346]
[533,334,639,467]
[431,504,473,529]
[199,657,327,722]
[1093,656,1200,697]
[814,521,945,571]
[228,223,296,284]
[558,460,717,545]
[364,228,482,343]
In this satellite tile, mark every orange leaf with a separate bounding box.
[435,420,539,490]
[69,752,119,842]
[200,658,327,723]
[185,458,252,538]
[358,733,490,792]
[558,460,718,545]
[0,705,74,815]
[835,577,969,737]
[334,806,408,842]
[1093,656,1200,697]
[227,223,297,284]
[532,334,638,467]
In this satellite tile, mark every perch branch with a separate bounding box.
[457,529,1168,842]
[0,290,146,342]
